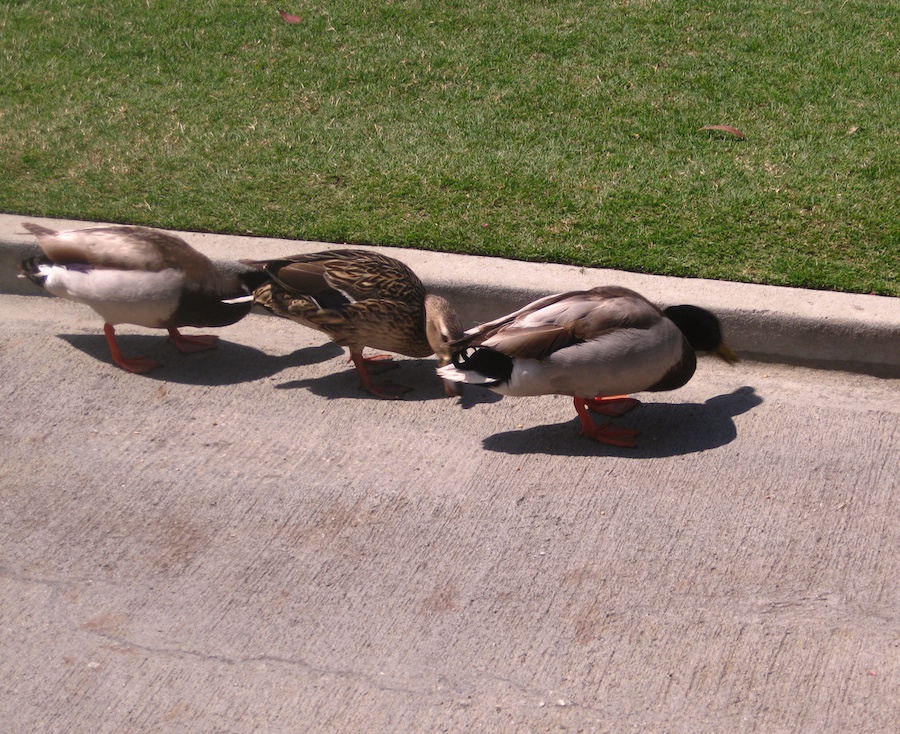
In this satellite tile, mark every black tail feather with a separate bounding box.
[452,346,514,384]
[19,255,50,288]
[237,267,273,292]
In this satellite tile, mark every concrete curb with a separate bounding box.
[2,214,899,377]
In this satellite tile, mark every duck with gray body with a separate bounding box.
[438,286,738,446]
[19,223,268,373]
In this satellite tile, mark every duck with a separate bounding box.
[19,222,269,373]
[242,249,463,399]
[437,285,738,446]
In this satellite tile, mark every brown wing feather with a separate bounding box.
[24,223,213,272]
[316,250,425,303]
[453,286,664,359]
[270,261,328,292]
[249,250,426,304]
[248,249,434,356]
[22,223,233,294]
[480,324,577,360]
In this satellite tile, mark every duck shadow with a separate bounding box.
[58,334,343,386]
[274,354,505,404]
[481,387,762,458]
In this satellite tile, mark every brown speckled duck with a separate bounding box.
[19,223,268,373]
[244,249,463,398]
[437,286,738,446]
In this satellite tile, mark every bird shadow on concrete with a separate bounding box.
[58,334,343,386]
[481,386,762,458]
[455,385,504,409]
[272,354,504,404]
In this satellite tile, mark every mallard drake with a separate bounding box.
[19,222,268,373]
[437,286,738,446]
[243,249,463,399]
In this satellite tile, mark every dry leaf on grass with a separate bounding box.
[277,8,302,24]
[699,125,746,139]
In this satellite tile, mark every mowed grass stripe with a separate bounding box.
[1,0,897,294]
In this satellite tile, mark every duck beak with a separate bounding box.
[437,356,462,397]
[715,342,740,364]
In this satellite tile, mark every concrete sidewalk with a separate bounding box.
[2,214,899,376]
[0,290,897,733]
[1,215,898,732]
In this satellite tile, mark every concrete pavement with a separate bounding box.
[1,216,898,732]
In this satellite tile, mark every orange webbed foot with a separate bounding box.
[584,395,640,417]
[113,354,160,373]
[574,396,640,447]
[361,380,414,400]
[580,422,640,448]
[104,324,160,373]
[167,328,219,353]
[349,352,399,374]
[350,349,411,399]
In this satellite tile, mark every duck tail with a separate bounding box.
[437,346,512,387]
[236,266,272,292]
[437,362,496,386]
[22,222,58,239]
[18,255,51,288]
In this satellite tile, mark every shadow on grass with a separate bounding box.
[58,333,343,385]
[481,386,762,458]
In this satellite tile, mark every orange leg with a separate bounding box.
[583,395,640,417]
[347,351,398,374]
[573,397,640,447]
[104,323,159,373]
[167,328,219,353]
[350,349,411,399]
[441,377,461,398]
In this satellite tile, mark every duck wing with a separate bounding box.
[24,223,205,271]
[249,249,426,309]
[23,223,249,309]
[456,286,663,360]
[259,259,352,311]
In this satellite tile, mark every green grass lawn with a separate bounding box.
[2,0,898,295]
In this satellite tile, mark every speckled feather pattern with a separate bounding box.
[250,250,435,357]
[291,250,428,304]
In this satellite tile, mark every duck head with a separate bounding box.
[664,305,739,363]
[424,294,465,396]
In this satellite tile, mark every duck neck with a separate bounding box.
[424,294,463,364]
